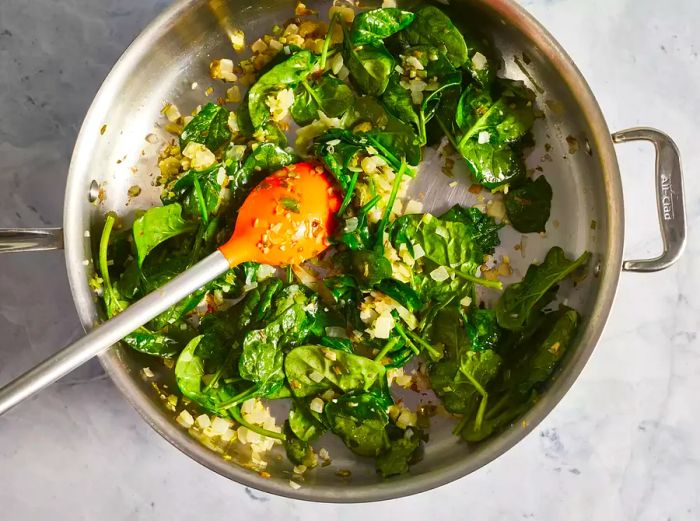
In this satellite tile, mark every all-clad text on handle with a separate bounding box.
[613,128,687,272]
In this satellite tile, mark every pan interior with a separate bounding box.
[63,0,621,501]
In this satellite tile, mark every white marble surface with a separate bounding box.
[0,0,698,519]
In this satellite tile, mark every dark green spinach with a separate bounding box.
[504,175,553,233]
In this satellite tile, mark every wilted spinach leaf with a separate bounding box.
[248,50,317,128]
[495,247,590,330]
[350,8,415,45]
[345,41,395,97]
[401,6,468,67]
[376,434,421,477]
[291,75,354,126]
[132,204,196,267]
[504,175,552,233]
[285,345,387,398]
[325,391,391,457]
[180,103,232,151]
[345,96,421,166]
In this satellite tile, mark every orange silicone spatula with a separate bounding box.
[0,162,341,414]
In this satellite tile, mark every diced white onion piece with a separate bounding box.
[257,264,276,280]
[412,243,425,260]
[196,414,211,428]
[460,296,473,307]
[403,199,423,214]
[176,410,195,428]
[472,52,488,71]
[310,397,325,414]
[211,416,232,434]
[308,371,325,383]
[343,217,358,233]
[373,312,394,339]
[430,266,450,282]
[478,131,491,144]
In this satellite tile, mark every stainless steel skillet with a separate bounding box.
[0,0,686,503]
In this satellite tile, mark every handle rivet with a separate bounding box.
[88,180,100,203]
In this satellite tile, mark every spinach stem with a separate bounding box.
[301,78,324,110]
[98,214,116,295]
[361,195,381,214]
[216,385,257,410]
[418,110,427,146]
[457,100,502,149]
[374,336,402,363]
[404,328,442,360]
[192,176,209,225]
[451,268,503,290]
[203,343,239,393]
[459,368,489,432]
[437,116,460,151]
[319,14,339,71]
[337,169,360,215]
[228,406,286,441]
[393,321,420,356]
[375,159,406,250]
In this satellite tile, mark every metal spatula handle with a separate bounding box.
[0,251,229,415]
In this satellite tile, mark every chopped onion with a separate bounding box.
[430,266,450,282]
[310,397,325,414]
[308,371,325,383]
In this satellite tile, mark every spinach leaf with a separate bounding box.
[174,335,208,403]
[162,163,227,222]
[376,434,421,477]
[238,334,285,396]
[504,175,552,233]
[383,46,462,144]
[465,308,502,352]
[460,306,579,441]
[344,37,394,97]
[440,204,503,257]
[430,348,502,416]
[174,335,234,410]
[291,75,354,126]
[401,6,468,67]
[313,129,367,193]
[132,203,196,267]
[285,345,386,398]
[390,213,491,284]
[284,422,318,467]
[98,215,185,358]
[289,399,325,442]
[452,81,535,188]
[239,285,316,397]
[350,8,415,45]
[345,96,421,166]
[458,140,525,189]
[180,103,232,151]
[227,142,296,206]
[248,50,317,128]
[506,306,579,395]
[334,249,392,287]
[382,75,420,130]
[459,392,534,442]
[324,391,391,457]
[121,328,182,357]
[376,279,422,312]
[495,247,590,330]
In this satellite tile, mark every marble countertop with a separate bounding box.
[0,0,698,519]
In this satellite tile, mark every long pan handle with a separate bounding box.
[0,251,230,415]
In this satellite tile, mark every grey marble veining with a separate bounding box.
[0,0,698,519]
